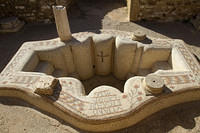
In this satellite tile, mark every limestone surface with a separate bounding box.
[0,30,200,132]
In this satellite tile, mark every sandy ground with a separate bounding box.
[0,0,200,132]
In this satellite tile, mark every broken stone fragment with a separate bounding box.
[114,37,137,80]
[34,76,58,95]
[144,74,164,94]
[71,37,94,80]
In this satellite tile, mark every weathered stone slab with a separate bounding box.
[140,47,171,70]
[36,41,69,74]
[131,43,145,74]
[93,34,114,75]
[71,37,94,80]
[60,44,75,74]
[114,37,137,80]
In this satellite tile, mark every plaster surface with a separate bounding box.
[0,30,200,132]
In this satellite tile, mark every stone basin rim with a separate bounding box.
[0,85,200,132]
[0,30,200,132]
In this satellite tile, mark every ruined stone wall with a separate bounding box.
[1,0,200,22]
[0,0,72,23]
[137,0,200,21]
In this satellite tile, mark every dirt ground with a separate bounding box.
[1,0,200,132]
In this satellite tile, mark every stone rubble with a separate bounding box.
[0,17,24,33]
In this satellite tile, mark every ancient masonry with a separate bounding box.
[0,5,200,132]
[0,0,73,22]
[0,0,200,22]
[132,0,200,21]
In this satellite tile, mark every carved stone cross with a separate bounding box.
[97,51,109,62]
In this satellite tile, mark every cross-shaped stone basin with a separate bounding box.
[0,30,200,132]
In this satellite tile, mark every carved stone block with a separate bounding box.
[114,37,137,80]
[144,74,164,94]
[93,34,114,75]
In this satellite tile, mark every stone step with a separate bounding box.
[34,61,54,75]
